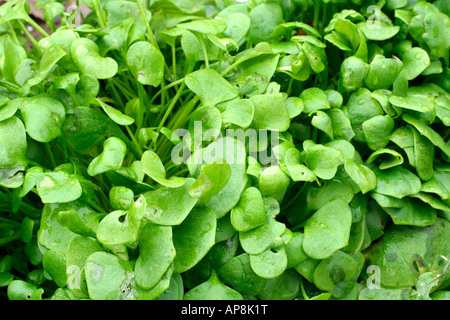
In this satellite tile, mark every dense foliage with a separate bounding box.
[0,0,449,300]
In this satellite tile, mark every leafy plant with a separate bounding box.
[0,0,449,301]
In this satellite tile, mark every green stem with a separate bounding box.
[93,0,106,28]
[156,82,186,133]
[299,278,310,300]
[17,21,41,55]
[26,18,50,38]
[44,143,56,168]
[125,125,143,157]
[198,35,209,69]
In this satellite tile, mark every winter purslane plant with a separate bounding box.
[0,0,449,300]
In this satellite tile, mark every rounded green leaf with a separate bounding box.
[20,95,65,143]
[142,150,186,188]
[362,115,395,150]
[239,219,286,255]
[36,172,82,204]
[230,187,267,232]
[344,159,377,194]
[303,199,352,260]
[373,166,421,199]
[85,251,134,300]
[185,69,238,107]
[173,206,216,273]
[0,116,27,188]
[135,222,176,290]
[305,144,341,180]
[312,250,358,292]
[143,178,198,226]
[300,87,330,114]
[221,99,254,128]
[249,3,283,44]
[87,137,126,176]
[257,269,300,300]
[184,270,243,300]
[218,253,267,296]
[402,47,430,80]
[127,41,164,87]
[96,196,146,246]
[71,38,118,79]
[249,246,287,279]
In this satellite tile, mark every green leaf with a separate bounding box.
[249,93,290,131]
[20,95,65,143]
[221,98,254,128]
[184,270,243,300]
[284,148,317,183]
[188,160,231,205]
[402,47,430,80]
[197,137,248,218]
[173,206,216,273]
[230,187,267,232]
[36,172,82,204]
[300,88,330,114]
[127,41,164,87]
[358,22,400,41]
[239,219,286,255]
[344,159,377,194]
[143,178,198,226]
[135,222,176,290]
[303,199,352,260]
[249,3,283,44]
[313,250,358,293]
[85,251,134,300]
[249,246,288,279]
[96,196,146,246]
[71,38,118,79]
[257,270,300,300]
[364,55,403,90]
[362,115,395,150]
[304,143,341,180]
[87,137,127,176]
[0,116,27,188]
[373,166,421,199]
[94,98,135,126]
[218,253,267,296]
[185,69,238,106]
[142,150,186,188]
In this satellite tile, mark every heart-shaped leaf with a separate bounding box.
[87,137,127,176]
[71,38,118,79]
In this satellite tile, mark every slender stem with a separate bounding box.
[93,0,106,28]
[17,21,41,54]
[172,45,178,82]
[44,143,56,168]
[198,35,209,69]
[156,82,186,133]
[27,18,50,38]
[299,278,310,300]
[136,0,158,48]
[125,125,143,157]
